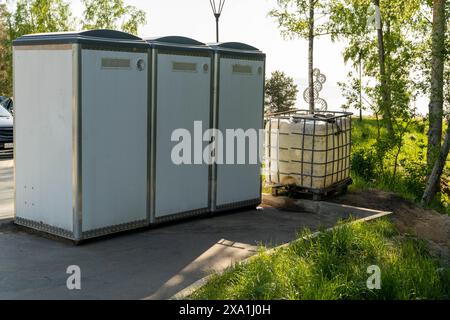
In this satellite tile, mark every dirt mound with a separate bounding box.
[333,189,450,264]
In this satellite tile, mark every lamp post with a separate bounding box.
[209,0,225,43]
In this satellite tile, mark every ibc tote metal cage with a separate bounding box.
[264,109,353,200]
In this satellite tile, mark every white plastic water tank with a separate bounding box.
[265,111,351,191]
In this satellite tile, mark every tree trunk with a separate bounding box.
[373,0,394,137]
[427,0,445,169]
[359,51,363,121]
[422,121,450,205]
[308,0,314,114]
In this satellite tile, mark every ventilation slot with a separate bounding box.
[172,61,197,72]
[232,64,253,75]
[101,58,131,69]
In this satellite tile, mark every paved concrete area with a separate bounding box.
[0,207,373,300]
[0,159,373,299]
[0,159,13,221]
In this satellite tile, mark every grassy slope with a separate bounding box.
[350,117,449,215]
[191,218,450,300]
[191,118,450,300]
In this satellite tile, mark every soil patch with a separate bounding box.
[332,189,450,265]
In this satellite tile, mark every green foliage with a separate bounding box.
[9,0,75,36]
[269,0,331,39]
[400,158,428,196]
[265,71,298,114]
[351,149,377,180]
[412,0,449,150]
[0,0,75,96]
[0,4,9,96]
[351,117,450,215]
[330,0,425,130]
[0,0,147,96]
[338,69,367,112]
[81,0,146,35]
[191,218,450,300]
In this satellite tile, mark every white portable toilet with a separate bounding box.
[13,30,150,241]
[145,36,213,222]
[209,43,266,212]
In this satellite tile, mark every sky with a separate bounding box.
[64,0,366,113]
[12,0,431,115]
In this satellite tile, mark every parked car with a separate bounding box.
[0,96,13,115]
[0,105,13,157]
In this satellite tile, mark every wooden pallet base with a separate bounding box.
[269,178,353,201]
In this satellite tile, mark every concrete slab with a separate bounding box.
[0,160,376,300]
[0,204,374,300]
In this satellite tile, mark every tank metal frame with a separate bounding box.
[264,109,353,200]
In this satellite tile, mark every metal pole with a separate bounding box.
[308,0,315,114]
[210,0,225,43]
[215,14,220,43]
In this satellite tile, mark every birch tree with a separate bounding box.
[270,0,331,113]
[422,0,449,204]
[422,119,450,205]
[427,0,446,168]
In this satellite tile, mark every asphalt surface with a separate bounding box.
[0,159,372,299]
[0,159,13,221]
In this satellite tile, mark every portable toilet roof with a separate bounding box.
[208,42,265,58]
[144,36,210,53]
[13,29,148,49]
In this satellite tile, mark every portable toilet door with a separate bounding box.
[210,42,266,212]
[145,36,213,223]
[13,30,150,241]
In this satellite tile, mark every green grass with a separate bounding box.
[351,117,450,215]
[196,117,450,300]
[190,218,450,300]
